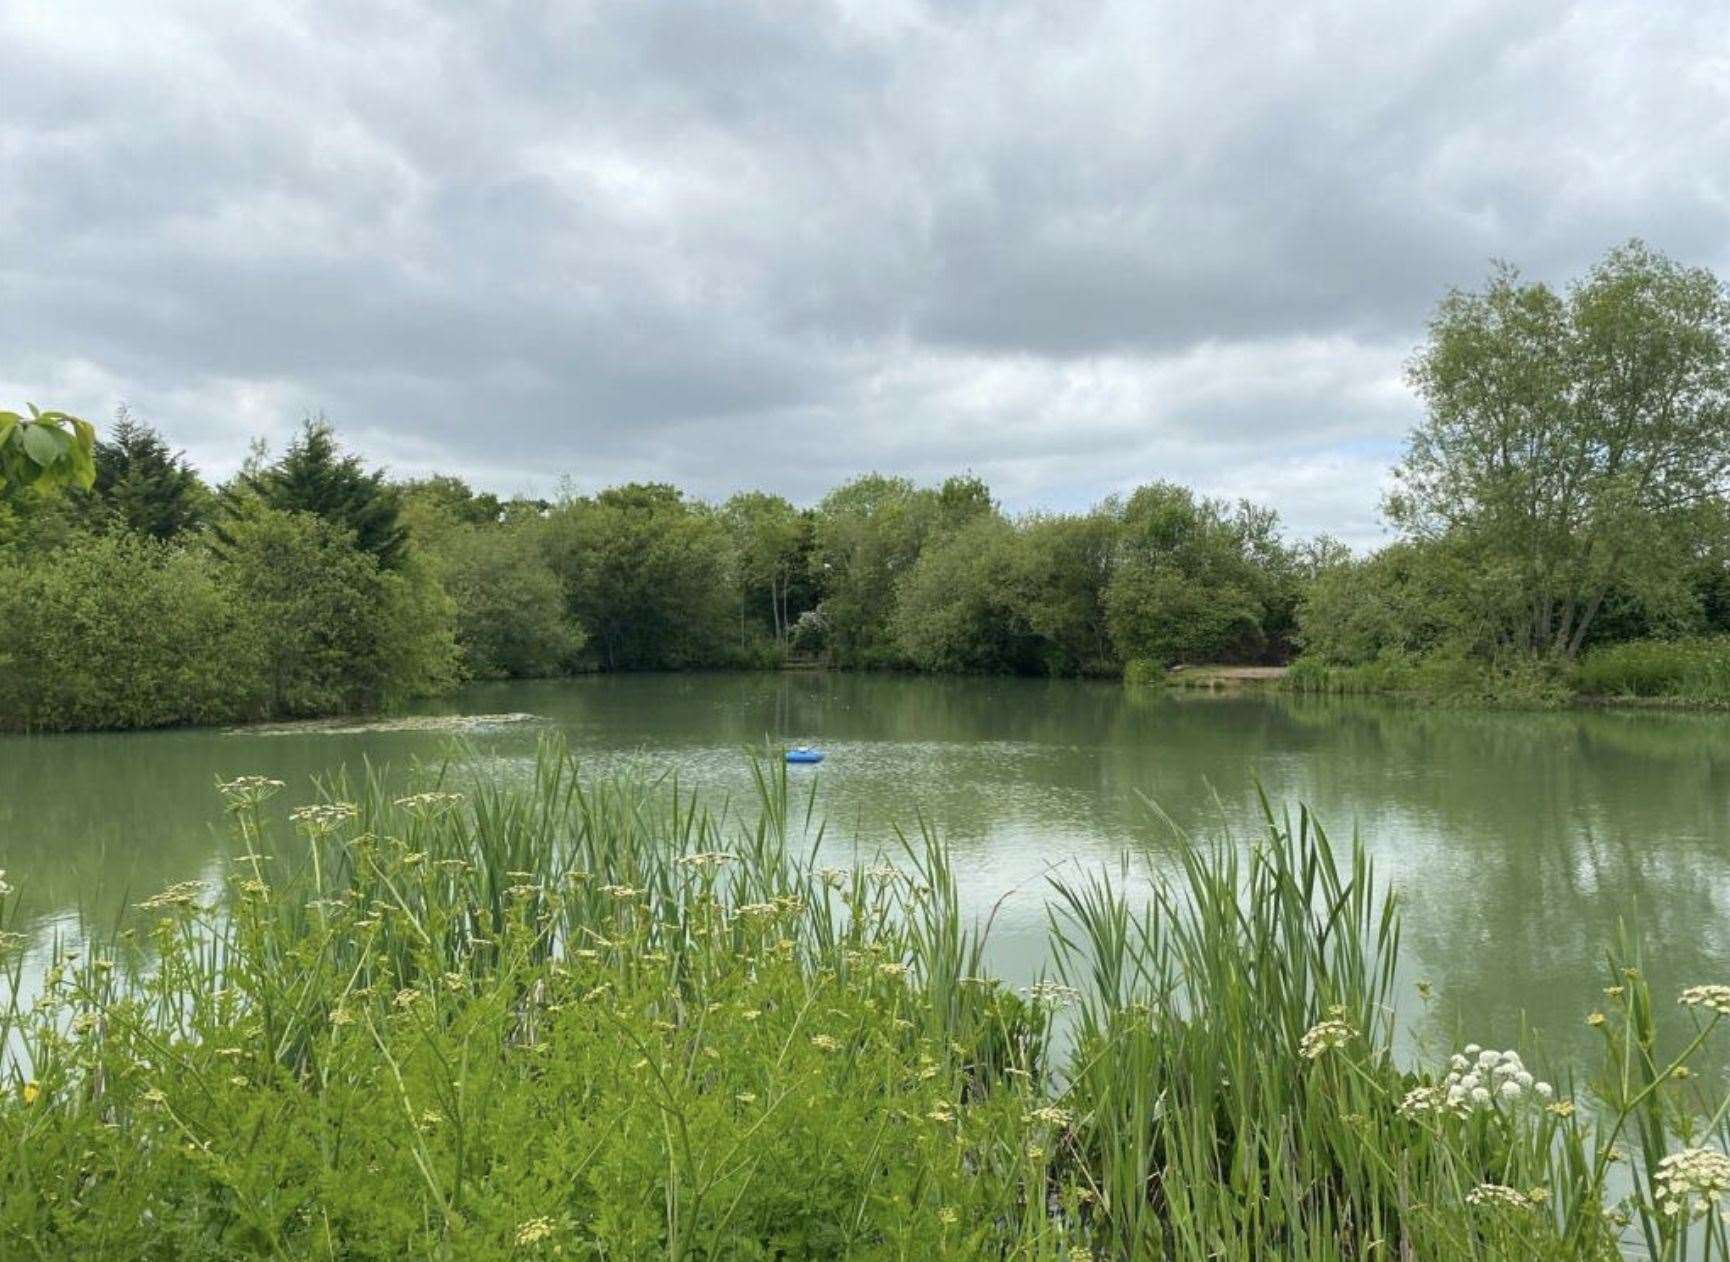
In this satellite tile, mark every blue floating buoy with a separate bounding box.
[785,746,825,764]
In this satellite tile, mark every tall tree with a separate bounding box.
[541,483,736,669]
[1391,241,1730,658]
[227,419,408,568]
[80,406,209,540]
[723,491,808,646]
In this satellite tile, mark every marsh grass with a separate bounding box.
[1577,638,1730,705]
[1,742,1728,1258]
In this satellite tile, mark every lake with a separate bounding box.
[4,672,1729,1066]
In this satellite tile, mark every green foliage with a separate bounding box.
[1103,483,1288,667]
[217,506,459,717]
[1120,657,1164,688]
[0,404,96,497]
[812,475,939,668]
[76,406,210,540]
[1390,240,1730,660]
[892,515,1043,673]
[0,532,262,732]
[4,753,1728,1257]
[436,522,584,679]
[542,484,737,669]
[722,491,810,647]
[1576,636,1730,702]
[226,419,409,569]
[1016,512,1119,676]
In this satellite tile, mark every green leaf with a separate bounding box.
[0,413,17,450]
[21,421,72,468]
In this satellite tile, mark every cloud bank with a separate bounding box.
[4,0,1726,544]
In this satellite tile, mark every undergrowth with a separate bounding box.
[1,741,1727,1258]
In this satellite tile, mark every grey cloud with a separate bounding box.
[2,0,1726,549]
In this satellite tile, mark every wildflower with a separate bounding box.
[1298,1019,1356,1060]
[393,988,422,1009]
[329,1009,354,1027]
[600,884,638,900]
[1397,1085,1461,1119]
[1025,1104,1073,1128]
[141,1088,167,1106]
[1586,1011,1606,1027]
[138,880,206,912]
[927,1106,955,1123]
[810,1034,841,1052]
[1436,1045,1550,1113]
[1068,1249,1092,1262]
[0,872,12,897]
[506,884,542,900]
[735,902,780,920]
[677,851,734,871]
[735,1092,757,1104]
[815,867,847,889]
[515,1217,556,1246]
[394,791,465,814]
[1679,985,1730,1018]
[1024,981,1081,1009]
[289,802,358,831]
[1546,1099,1574,1118]
[877,962,911,979]
[20,1081,40,1106]
[1466,1183,1538,1210]
[1654,1148,1730,1219]
[419,1109,444,1127]
[0,931,23,957]
[217,775,285,802]
[228,1076,248,1087]
[937,1207,958,1226]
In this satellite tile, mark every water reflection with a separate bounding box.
[3,674,1728,1069]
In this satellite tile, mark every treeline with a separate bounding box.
[1290,241,1730,703]
[9,240,1728,729]
[0,412,1305,731]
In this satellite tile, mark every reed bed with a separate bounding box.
[1,741,1728,1259]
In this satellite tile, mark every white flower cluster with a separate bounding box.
[1465,1183,1542,1210]
[217,775,284,799]
[1024,981,1081,1009]
[393,791,465,814]
[1439,1044,1552,1110]
[1654,1147,1730,1219]
[1299,1018,1357,1060]
[289,802,359,830]
[676,851,734,871]
[1679,984,1730,1018]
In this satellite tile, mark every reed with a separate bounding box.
[1,741,1727,1258]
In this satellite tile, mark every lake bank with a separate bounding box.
[4,751,1723,1257]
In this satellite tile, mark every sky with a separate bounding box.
[3,1,1727,547]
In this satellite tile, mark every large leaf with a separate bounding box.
[20,421,72,468]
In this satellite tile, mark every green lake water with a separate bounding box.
[4,672,1729,1066]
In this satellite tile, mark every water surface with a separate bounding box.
[4,673,1728,1065]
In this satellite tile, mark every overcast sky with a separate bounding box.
[3,1,1726,545]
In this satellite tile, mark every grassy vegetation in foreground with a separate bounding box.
[3,746,1730,1258]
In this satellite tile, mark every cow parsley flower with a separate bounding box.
[1679,985,1730,1018]
[1654,1148,1730,1219]
[1298,1019,1356,1060]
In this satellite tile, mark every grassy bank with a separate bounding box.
[3,747,1729,1258]
[1284,637,1730,709]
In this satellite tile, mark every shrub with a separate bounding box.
[218,507,459,716]
[1577,636,1730,702]
[0,532,263,731]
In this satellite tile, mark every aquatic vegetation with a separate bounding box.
[1,744,1728,1258]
